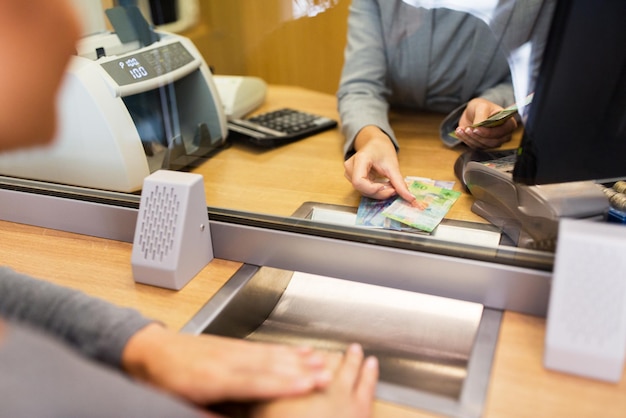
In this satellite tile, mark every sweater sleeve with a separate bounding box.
[0,324,202,418]
[0,266,153,369]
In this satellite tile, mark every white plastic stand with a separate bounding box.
[131,170,213,290]
[544,218,626,382]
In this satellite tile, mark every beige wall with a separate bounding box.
[182,0,350,95]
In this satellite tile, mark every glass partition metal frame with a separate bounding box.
[0,175,553,316]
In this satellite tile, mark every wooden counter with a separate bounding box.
[2,86,625,417]
[2,220,626,417]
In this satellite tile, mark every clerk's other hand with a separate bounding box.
[251,343,379,418]
[122,324,332,406]
[455,98,517,149]
[344,126,415,204]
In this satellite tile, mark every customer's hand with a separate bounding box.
[122,324,332,406]
[251,343,379,418]
[344,126,415,204]
[455,98,517,149]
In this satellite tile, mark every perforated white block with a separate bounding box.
[544,218,626,382]
[131,170,213,290]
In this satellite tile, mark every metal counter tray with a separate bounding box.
[182,264,501,417]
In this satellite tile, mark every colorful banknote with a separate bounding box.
[355,196,410,230]
[381,181,461,233]
[355,178,460,233]
[449,93,534,137]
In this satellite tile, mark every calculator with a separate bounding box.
[226,108,338,147]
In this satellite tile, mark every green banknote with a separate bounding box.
[355,177,455,232]
[449,93,534,137]
[381,181,461,233]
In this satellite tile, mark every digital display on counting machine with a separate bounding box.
[100,42,195,86]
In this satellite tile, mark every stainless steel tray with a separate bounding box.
[183,264,501,417]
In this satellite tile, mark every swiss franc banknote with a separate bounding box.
[381,181,461,233]
[449,93,534,137]
[355,196,407,230]
[356,177,457,232]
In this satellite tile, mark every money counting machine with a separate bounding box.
[0,6,227,192]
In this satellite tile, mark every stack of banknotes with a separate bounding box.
[356,177,460,233]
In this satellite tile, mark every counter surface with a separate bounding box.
[2,220,626,417]
[2,86,625,417]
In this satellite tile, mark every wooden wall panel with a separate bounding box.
[184,0,350,95]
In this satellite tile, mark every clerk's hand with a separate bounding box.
[455,98,517,149]
[344,126,415,204]
[122,324,332,406]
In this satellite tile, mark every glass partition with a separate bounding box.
[0,0,568,272]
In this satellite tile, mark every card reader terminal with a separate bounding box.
[455,149,609,249]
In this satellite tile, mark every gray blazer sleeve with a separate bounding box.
[0,267,153,368]
[337,0,398,159]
